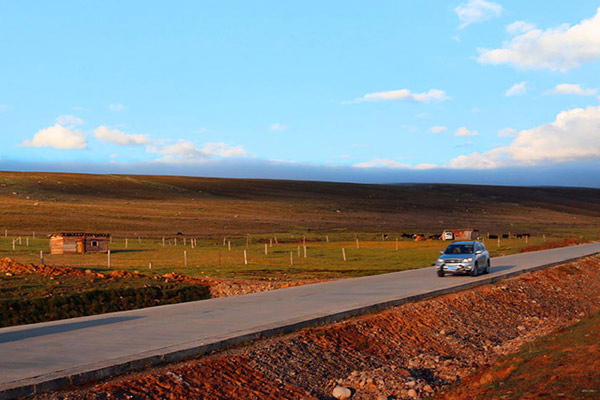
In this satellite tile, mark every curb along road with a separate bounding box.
[1,242,599,399]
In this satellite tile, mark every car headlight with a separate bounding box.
[436,258,444,264]
[462,257,474,262]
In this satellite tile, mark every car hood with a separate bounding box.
[439,253,475,259]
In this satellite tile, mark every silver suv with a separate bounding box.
[435,241,490,277]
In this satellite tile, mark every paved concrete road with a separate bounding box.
[1,242,599,398]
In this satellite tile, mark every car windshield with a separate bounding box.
[444,244,474,254]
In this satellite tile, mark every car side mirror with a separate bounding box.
[475,250,482,255]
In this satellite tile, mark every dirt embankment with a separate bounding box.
[0,258,314,299]
[37,256,600,400]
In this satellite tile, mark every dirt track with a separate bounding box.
[35,255,600,400]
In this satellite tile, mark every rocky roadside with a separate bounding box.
[34,255,600,400]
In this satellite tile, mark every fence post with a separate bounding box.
[356,238,359,249]
[303,245,307,258]
[244,250,248,265]
[342,248,346,261]
[395,238,399,251]
[228,241,231,251]
[265,243,268,255]
[184,250,188,267]
[107,250,111,268]
[290,251,293,266]
[125,238,128,249]
[149,262,153,269]
[162,237,165,247]
[326,235,329,243]
[40,250,44,265]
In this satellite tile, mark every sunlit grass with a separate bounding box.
[0,232,585,281]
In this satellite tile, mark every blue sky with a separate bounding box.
[1,1,599,186]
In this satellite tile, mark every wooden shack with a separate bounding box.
[442,228,479,241]
[50,233,110,254]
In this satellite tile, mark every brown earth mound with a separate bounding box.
[0,258,315,299]
[38,256,600,400]
[0,258,87,277]
[519,238,585,253]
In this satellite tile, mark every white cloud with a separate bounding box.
[430,125,447,133]
[156,140,248,162]
[455,127,479,136]
[455,0,502,29]
[348,88,449,104]
[202,142,248,157]
[21,124,87,149]
[550,83,597,96]
[109,103,126,112]
[498,127,518,137]
[506,21,536,35]
[478,8,600,71]
[269,122,288,131]
[56,114,83,126]
[93,126,151,146]
[353,158,410,169]
[505,81,528,96]
[449,105,600,168]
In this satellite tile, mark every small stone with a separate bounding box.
[5,272,13,276]
[332,385,352,400]
[405,380,416,388]
[517,325,526,331]
[376,395,389,400]
[407,388,418,398]
[423,384,434,393]
[479,372,494,385]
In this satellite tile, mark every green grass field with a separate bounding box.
[0,232,580,281]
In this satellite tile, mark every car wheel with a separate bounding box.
[484,260,490,274]
[470,262,479,277]
[437,269,445,277]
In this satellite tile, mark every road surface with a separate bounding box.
[1,242,599,399]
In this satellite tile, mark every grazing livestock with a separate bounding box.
[489,234,498,239]
[502,234,509,239]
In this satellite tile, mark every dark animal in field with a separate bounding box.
[502,234,509,239]
[523,233,531,238]
[489,234,498,239]
[401,233,412,238]
[516,234,523,238]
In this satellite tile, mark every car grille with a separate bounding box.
[444,258,463,264]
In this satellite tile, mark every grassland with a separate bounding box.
[0,235,583,282]
[1,171,599,238]
[1,171,599,281]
